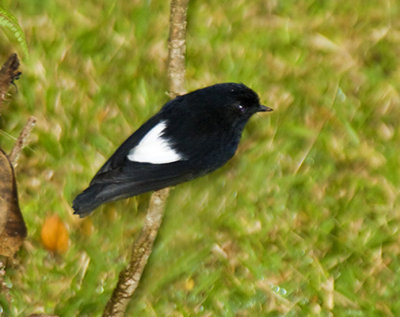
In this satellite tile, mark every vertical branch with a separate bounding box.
[167,0,189,97]
[102,1,189,316]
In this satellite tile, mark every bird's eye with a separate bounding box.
[237,104,245,113]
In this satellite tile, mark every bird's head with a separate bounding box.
[207,83,272,129]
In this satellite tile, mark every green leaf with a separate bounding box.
[0,6,28,57]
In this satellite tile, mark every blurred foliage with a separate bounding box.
[0,6,28,57]
[1,0,400,316]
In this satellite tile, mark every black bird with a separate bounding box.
[72,83,272,217]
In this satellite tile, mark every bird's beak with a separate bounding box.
[257,105,273,112]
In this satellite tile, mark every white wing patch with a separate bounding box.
[127,121,184,164]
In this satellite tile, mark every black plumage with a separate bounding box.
[72,83,272,217]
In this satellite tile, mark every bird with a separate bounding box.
[72,83,272,217]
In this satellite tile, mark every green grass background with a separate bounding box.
[1,0,400,315]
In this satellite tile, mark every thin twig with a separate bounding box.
[9,116,36,166]
[102,0,189,316]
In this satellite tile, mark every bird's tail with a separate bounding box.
[72,184,107,218]
[72,181,144,217]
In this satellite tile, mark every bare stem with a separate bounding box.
[9,116,36,167]
[102,0,189,316]
[167,0,189,97]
